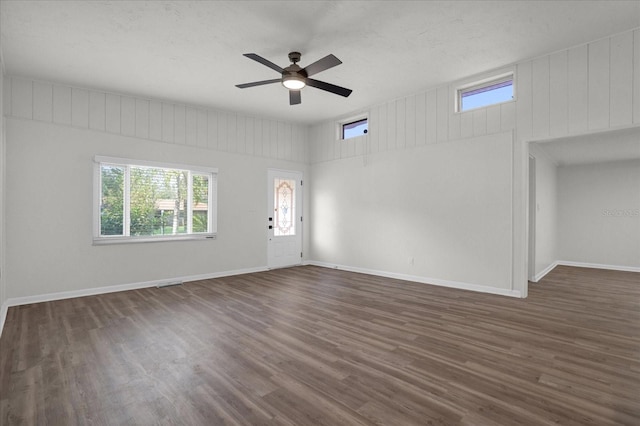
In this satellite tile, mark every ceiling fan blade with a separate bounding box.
[243,53,284,73]
[235,79,281,89]
[303,54,342,77]
[289,90,301,105]
[306,78,353,97]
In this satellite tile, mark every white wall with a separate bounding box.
[309,28,640,296]
[310,131,517,296]
[2,78,310,301]
[558,160,640,268]
[529,145,558,280]
[0,52,6,314]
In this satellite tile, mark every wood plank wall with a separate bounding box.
[2,77,309,164]
[2,29,639,165]
[310,29,640,163]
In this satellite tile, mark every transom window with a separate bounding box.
[94,156,217,244]
[457,74,514,112]
[341,118,368,140]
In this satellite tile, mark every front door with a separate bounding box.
[267,169,303,269]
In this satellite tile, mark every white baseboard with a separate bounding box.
[530,260,639,285]
[0,265,269,338]
[532,261,559,282]
[306,261,522,298]
[556,261,640,273]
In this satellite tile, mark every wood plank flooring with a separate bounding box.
[1,265,639,425]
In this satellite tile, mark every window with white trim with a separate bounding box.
[94,156,217,244]
[457,73,514,112]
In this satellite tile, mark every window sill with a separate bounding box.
[93,233,217,245]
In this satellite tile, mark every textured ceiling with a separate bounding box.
[1,1,639,124]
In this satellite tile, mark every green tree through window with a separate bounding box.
[100,166,124,235]
[97,159,216,241]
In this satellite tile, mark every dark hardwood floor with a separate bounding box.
[1,265,639,425]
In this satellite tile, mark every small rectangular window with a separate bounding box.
[94,156,217,244]
[342,118,368,140]
[457,74,514,112]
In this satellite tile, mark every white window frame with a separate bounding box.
[337,113,368,140]
[93,155,218,245]
[455,70,515,113]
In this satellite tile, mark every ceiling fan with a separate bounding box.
[235,52,353,105]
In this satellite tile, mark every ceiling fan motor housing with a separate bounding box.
[284,53,307,81]
[283,65,307,79]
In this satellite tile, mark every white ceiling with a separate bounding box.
[534,127,640,167]
[1,1,639,124]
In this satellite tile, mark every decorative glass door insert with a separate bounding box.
[274,178,296,236]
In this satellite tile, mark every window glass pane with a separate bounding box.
[95,157,217,242]
[274,178,295,236]
[130,166,188,236]
[192,174,209,233]
[343,119,368,139]
[460,80,513,111]
[100,165,124,236]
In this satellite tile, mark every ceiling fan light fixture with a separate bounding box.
[237,52,352,105]
[282,74,306,90]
